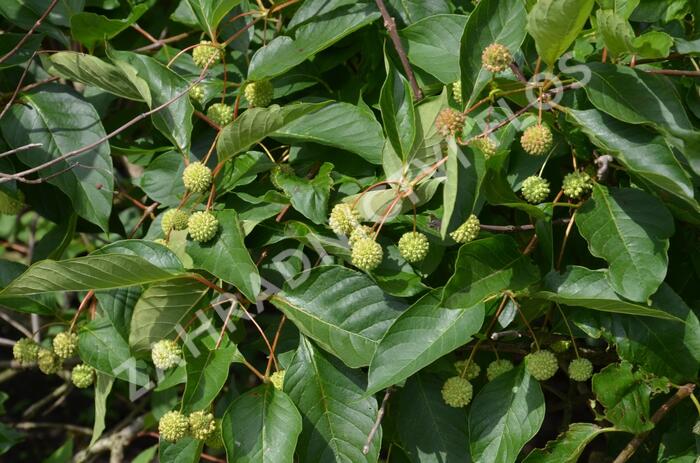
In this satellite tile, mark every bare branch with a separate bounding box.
[0,0,60,64]
[363,388,392,455]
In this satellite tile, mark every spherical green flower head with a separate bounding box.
[568,358,593,382]
[192,41,222,68]
[562,171,593,199]
[521,176,550,204]
[471,137,497,159]
[270,370,285,390]
[481,43,512,73]
[151,340,182,370]
[435,108,465,138]
[348,225,373,249]
[189,84,205,105]
[206,102,234,127]
[161,209,189,234]
[520,124,553,156]
[0,190,25,215]
[328,203,360,236]
[452,80,462,103]
[441,376,473,408]
[525,350,558,381]
[244,80,274,108]
[454,360,481,380]
[188,211,219,243]
[486,359,514,381]
[53,331,78,359]
[37,348,61,375]
[450,214,480,244]
[182,161,213,193]
[398,231,429,263]
[71,363,95,388]
[13,338,39,365]
[351,237,383,272]
[159,410,189,442]
[189,410,217,440]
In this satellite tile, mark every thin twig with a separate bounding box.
[0,0,60,64]
[133,32,191,52]
[373,0,423,100]
[612,384,696,463]
[0,52,37,121]
[0,312,33,338]
[363,388,392,454]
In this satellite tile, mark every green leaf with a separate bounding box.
[442,235,540,308]
[186,210,260,301]
[569,63,700,175]
[595,9,634,59]
[367,288,485,395]
[537,266,683,321]
[576,184,674,302]
[47,52,146,101]
[285,337,381,463]
[90,373,114,446]
[274,162,334,224]
[182,337,238,413]
[222,384,302,463]
[522,423,614,463]
[159,437,203,463]
[591,362,653,433]
[128,278,208,353]
[0,32,43,69]
[273,102,385,164]
[380,60,417,161]
[0,88,114,230]
[630,31,673,59]
[567,108,699,223]
[440,143,487,238]
[527,0,595,67]
[386,0,451,25]
[399,14,467,84]
[78,318,151,387]
[217,103,327,162]
[32,213,77,262]
[70,4,148,50]
[93,240,185,273]
[248,3,380,80]
[468,366,545,463]
[110,50,194,153]
[186,0,241,39]
[395,373,469,463]
[94,286,141,340]
[0,254,182,297]
[138,151,186,208]
[271,266,407,368]
[0,260,57,315]
[572,283,700,383]
[460,0,528,106]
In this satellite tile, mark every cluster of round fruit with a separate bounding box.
[159,409,220,444]
[12,332,95,389]
[158,161,219,244]
[441,351,594,408]
[329,204,481,271]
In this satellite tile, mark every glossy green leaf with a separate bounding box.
[186,210,260,301]
[92,240,185,273]
[527,0,595,67]
[128,278,208,353]
[595,9,634,59]
[271,265,407,368]
[138,151,186,208]
[460,0,527,106]
[285,337,381,463]
[367,288,485,395]
[576,184,674,302]
[182,337,238,413]
[396,373,469,463]
[0,32,43,69]
[217,103,327,162]
[248,3,380,80]
[538,266,683,321]
[0,88,114,230]
[380,60,417,161]
[442,235,540,308]
[222,384,302,463]
[0,254,182,297]
[441,142,487,238]
[159,437,202,463]
[186,0,241,39]
[273,162,333,224]
[273,102,385,164]
[468,365,545,463]
[591,362,653,433]
[399,14,467,84]
[522,423,614,463]
[90,373,114,446]
[70,4,148,50]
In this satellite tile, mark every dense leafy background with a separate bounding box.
[1,0,699,462]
